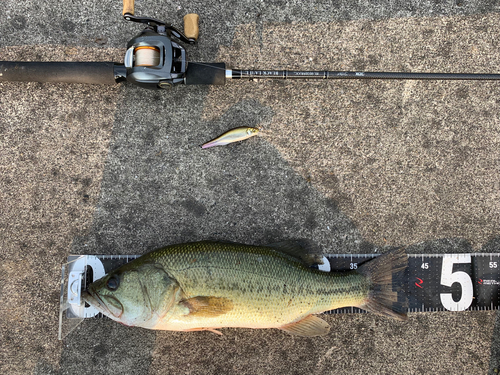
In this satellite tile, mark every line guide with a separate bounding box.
[58,253,500,339]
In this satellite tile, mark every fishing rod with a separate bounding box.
[1,0,500,89]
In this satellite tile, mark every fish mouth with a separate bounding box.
[82,288,123,319]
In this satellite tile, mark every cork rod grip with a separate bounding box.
[183,14,199,40]
[123,0,134,15]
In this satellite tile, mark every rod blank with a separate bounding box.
[229,69,500,80]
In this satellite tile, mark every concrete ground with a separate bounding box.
[1,0,499,374]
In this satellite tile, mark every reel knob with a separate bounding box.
[123,0,134,17]
[183,14,199,41]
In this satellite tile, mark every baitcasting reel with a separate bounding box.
[121,0,202,89]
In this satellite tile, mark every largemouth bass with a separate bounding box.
[83,241,407,337]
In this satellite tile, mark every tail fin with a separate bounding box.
[357,248,408,321]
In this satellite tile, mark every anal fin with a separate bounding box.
[280,315,330,337]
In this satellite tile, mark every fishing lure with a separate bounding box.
[201,127,260,149]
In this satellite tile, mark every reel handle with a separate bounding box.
[183,14,199,41]
[123,0,134,15]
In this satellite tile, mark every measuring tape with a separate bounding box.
[321,253,500,315]
[60,253,500,321]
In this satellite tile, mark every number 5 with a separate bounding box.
[440,254,473,311]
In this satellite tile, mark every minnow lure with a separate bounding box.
[201,127,259,149]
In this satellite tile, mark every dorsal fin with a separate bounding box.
[266,240,323,266]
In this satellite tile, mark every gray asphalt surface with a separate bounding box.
[1,0,499,374]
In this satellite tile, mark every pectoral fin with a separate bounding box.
[180,296,233,318]
[280,315,330,337]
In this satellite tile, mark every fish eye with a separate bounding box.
[106,276,119,291]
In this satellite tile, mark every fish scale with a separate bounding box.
[147,242,369,329]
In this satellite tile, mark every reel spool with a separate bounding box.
[134,46,160,67]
